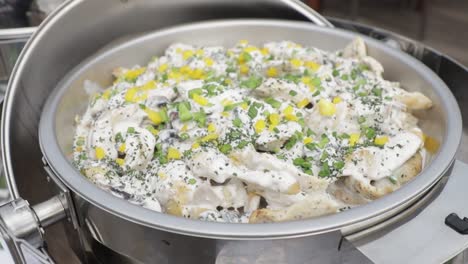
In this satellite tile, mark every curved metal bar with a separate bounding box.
[0,28,36,41]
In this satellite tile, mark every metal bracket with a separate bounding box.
[42,157,80,230]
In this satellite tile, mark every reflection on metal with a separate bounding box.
[0,196,67,263]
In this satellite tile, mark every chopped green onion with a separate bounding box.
[241,75,263,89]
[265,97,281,109]
[178,102,193,122]
[188,178,197,185]
[127,127,135,134]
[233,118,242,128]
[289,90,298,96]
[188,88,203,98]
[219,144,232,154]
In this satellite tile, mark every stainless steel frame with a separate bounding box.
[1,1,468,263]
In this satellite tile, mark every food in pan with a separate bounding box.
[73,38,435,223]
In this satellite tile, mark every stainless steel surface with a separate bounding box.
[31,196,67,230]
[0,28,36,41]
[1,0,468,263]
[351,160,468,264]
[0,198,43,248]
[1,1,329,263]
[41,18,460,238]
[0,197,65,264]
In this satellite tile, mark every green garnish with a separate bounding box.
[233,118,242,128]
[179,133,190,141]
[193,110,207,127]
[178,102,193,122]
[318,163,331,177]
[333,160,345,170]
[388,176,398,185]
[358,116,366,124]
[289,90,298,96]
[332,69,339,77]
[219,144,232,154]
[127,127,135,134]
[188,88,203,98]
[241,75,263,89]
[188,178,197,185]
[265,97,281,109]
[371,87,382,97]
[365,127,376,139]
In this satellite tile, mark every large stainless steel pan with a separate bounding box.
[40,19,460,238]
[1,1,468,264]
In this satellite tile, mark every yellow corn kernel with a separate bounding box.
[141,80,157,91]
[124,68,146,80]
[268,113,281,126]
[195,49,204,57]
[191,142,200,149]
[189,68,205,80]
[239,40,249,45]
[95,147,105,160]
[424,135,440,154]
[283,105,294,116]
[241,102,249,110]
[221,112,230,117]
[303,137,313,144]
[240,65,249,75]
[168,71,182,82]
[254,119,266,134]
[318,99,336,116]
[207,123,216,133]
[224,78,232,85]
[167,147,182,160]
[266,67,278,77]
[244,46,258,53]
[101,89,112,100]
[116,158,125,166]
[201,133,218,142]
[145,108,164,125]
[124,87,138,102]
[118,143,126,153]
[180,65,191,74]
[181,124,188,132]
[290,58,303,68]
[192,94,209,106]
[333,96,342,104]
[204,58,214,67]
[158,172,167,180]
[182,50,194,60]
[285,114,298,121]
[374,136,389,146]
[75,146,83,152]
[349,133,360,146]
[304,61,321,71]
[158,63,168,73]
[221,99,233,106]
[260,47,269,56]
[297,98,310,109]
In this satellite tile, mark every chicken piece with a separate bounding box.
[188,148,240,184]
[361,56,384,76]
[343,37,367,58]
[249,193,339,223]
[395,91,433,110]
[253,78,309,104]
[342,152,422,200]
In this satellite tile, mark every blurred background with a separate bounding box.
[309,0,468,66]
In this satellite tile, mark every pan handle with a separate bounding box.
[283,0,334,28]
[0,196,67,263]
[347,160,468,264]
